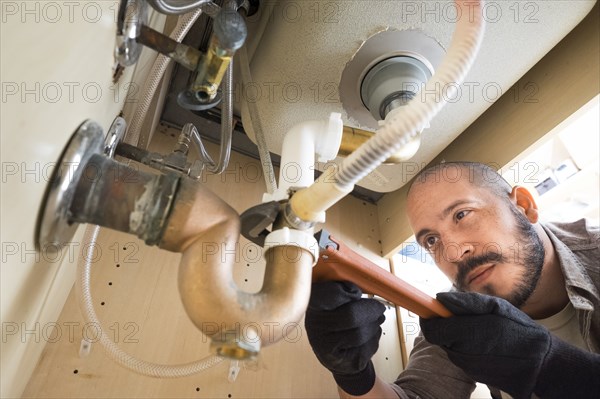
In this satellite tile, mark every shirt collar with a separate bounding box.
[541,223,597,312]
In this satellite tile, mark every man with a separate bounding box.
[305,162,599,399]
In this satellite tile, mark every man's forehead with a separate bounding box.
[406,172,495,220]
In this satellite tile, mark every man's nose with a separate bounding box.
[443,241,474,263]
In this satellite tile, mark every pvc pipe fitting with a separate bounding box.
[263,112,343,203]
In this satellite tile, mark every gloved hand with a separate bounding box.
[420,292,600,399]
[305,281,386,396]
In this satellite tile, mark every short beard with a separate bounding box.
[454,206,545,308]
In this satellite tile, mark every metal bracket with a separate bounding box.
[228,360,241,382]
[104,116,127,157]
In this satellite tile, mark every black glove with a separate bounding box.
[305,281,386,396]
[420,292,600,399]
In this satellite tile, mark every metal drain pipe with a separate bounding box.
[66,149,314,360]
[161,179,314,358]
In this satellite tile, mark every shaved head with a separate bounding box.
[409,162,513,203]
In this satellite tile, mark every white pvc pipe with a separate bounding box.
[264,113,343,203]
[291,0,486,222]
[280,123,316,191]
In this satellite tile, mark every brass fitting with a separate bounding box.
[193,9,247,102]
[339,125,413,164]
[192,38,233,101]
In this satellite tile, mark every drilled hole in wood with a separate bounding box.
[100,302,105,306]
[385,357,389,360]
[123,246,127,250]
[244,279,248,282]
[108,282,113,286]
[116,264,120,268]
[73,369,78,374]
[228,395,232,398]
[196,387,200,392]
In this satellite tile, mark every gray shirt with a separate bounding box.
[391,219,599,399]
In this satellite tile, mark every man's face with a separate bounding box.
[406,172,544,308]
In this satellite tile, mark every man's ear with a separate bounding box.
[509,186,539,223]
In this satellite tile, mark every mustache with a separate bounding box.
[455,251,505,290]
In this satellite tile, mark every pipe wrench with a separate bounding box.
[313,229,452,319]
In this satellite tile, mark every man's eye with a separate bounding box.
[456,210,470,221]
[424,236,439,250]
